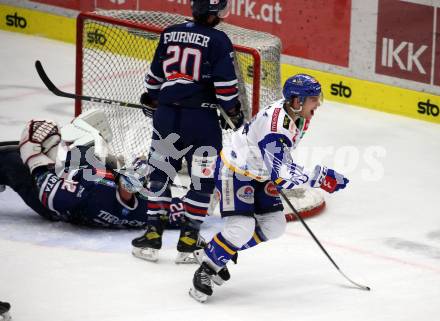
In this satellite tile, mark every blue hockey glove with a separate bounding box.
[310,165,349,193]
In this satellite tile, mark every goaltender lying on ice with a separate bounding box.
[0,109,184,231]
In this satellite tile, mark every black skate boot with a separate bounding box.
[131,223,163,262]
[193,249,231,285]
[189,262,217,302]
[175,222,205,264]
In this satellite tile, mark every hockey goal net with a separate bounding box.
[75,10,324,221]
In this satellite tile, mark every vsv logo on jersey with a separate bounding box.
[330,81,352,98]
[6,12,27,28]
[87,29,107,45]
[236,185,254,204]
[417,99,439,117]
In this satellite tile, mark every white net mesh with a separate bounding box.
[77,10,282,165]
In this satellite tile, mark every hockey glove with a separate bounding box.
[219,105,244,130]
[19,120,60,173]
[310,165,349,193]
[140,92,159,117]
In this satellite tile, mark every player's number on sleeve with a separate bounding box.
[163,45,202,81]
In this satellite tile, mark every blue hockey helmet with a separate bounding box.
[282,74,322,105]
[191,0,230,18]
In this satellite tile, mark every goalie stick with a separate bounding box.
[34,60,154,118]
[220,107,371,292]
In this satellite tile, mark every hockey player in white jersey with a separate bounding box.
[189,74,349,302]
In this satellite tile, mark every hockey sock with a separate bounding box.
[204,232,239,270]
[147,214,164,230]
[238,225,268,251]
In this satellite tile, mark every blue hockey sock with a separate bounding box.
[204,233,239,269]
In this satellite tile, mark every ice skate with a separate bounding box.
[175,226,205,264]
[131,224,162,262]
[193,249,230,285]
[189,262,216,303]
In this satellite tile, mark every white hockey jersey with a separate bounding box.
[221,99,311,189]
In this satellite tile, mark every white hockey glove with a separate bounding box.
[19,120,60,173]
[310,165,349,193]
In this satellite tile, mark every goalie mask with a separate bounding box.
[282,74,322,113]
[191,0,231,19]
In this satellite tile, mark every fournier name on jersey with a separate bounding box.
[163,31,210,48]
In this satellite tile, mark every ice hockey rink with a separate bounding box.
[1,30,439,321]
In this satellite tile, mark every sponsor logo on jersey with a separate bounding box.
[222,176,235,211]
[271,108,281,131]
[6,12,27,29]
[417,99,439,117]
[192,155,216,178]
[264,181,279,197]
[97,210,144,227]
[236,185,254,204]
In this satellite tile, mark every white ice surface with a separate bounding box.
[1,30,440,321]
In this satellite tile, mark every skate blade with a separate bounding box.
[132,247,159,262]
[175,252,197,264]
[192,249,204,264]
[189,287,208,303]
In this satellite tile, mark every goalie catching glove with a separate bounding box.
[310,165,349,193]
[19,120,60,173]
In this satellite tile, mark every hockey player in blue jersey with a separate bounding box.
[188,74,350,302]
[132,0,244,263]
[0,110,184,230]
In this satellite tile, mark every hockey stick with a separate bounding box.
[34,60,154,118]
[279,192,370,291]
[220,108,371,291]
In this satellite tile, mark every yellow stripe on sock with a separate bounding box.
[253,232,262,244]
[213,235,237,255]
[274,178,283,185]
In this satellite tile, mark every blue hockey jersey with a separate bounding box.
[144,21,239,111]
[37,167,149,228]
